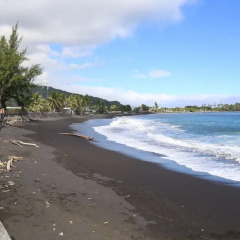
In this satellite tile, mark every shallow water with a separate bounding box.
[71,112,240,185]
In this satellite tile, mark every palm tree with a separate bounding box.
[96,100,105,114]
[28,93,49,112]
[82,94,92,111]
[68,94,84,114]
[75,95,84,113]
[68,94,77,111]
[48,91,62,112]
[110,105,117,112]
[60,93,68,108]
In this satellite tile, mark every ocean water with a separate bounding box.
[71,112,240,185]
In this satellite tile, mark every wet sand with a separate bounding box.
[1,116,240,239]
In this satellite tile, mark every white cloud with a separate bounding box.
[149,69,172,78]
[35,45,60,57]
[52,84,240,107]
[62,46,95,58]
[26,46,60,70]
[34,71,49,86]
[0,0,194,47]
[24,44,94,73]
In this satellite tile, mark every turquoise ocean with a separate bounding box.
[71,112,240,185]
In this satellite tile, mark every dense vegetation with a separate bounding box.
[146,103,240,113]
[9,89,131,114]
[33,86,122,108]
[18,86,128,114]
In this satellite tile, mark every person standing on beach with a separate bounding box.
[0,108,4,129]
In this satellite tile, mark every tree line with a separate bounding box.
[8,90,133,114]
[150,103,240,113]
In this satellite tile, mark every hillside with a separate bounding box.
[33,86,122,107]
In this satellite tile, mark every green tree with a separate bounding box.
[0,24,42,109]
[119,104,132,112]
[141,104,149,112]
[125,104,132,112]
[15,94,32,111]
[82,94,92,110]
[68,94,84,114]
[59,93,68,108]
[68,94,77,111]
[48,91,63,112]
[110,105,117,111]
[133,107,140,113]
[96,100,105,114]
[28,93,49,112]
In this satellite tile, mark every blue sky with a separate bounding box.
[1,0,240,107]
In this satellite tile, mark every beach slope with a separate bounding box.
[1,117,240,239]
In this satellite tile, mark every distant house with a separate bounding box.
[62,107,74,115]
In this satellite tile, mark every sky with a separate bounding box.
[0,0,240,107]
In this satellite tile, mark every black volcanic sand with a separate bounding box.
[1,116,240,240]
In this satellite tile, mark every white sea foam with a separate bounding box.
[93,116,240,182]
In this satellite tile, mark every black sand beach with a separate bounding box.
[1,116,240,239]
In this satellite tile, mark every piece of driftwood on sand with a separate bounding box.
[13,140,39,147]
[59,133,94,140]
[7,156,23,172]
[4,140,39,148]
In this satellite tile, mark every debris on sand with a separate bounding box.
[6,156,23,172]
[4,140,39,148]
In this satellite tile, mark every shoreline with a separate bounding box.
[1,116,240,239]
[0,117,154,240]
[71,116,240,187]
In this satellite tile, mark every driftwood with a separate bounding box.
[11,141,22,147]
[7,156,22,172]
[59,133,94,140]
[4,140,39,148]
[15,141,39,148]
[6,159,13,172]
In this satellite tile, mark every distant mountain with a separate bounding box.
[33,86,122,107]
